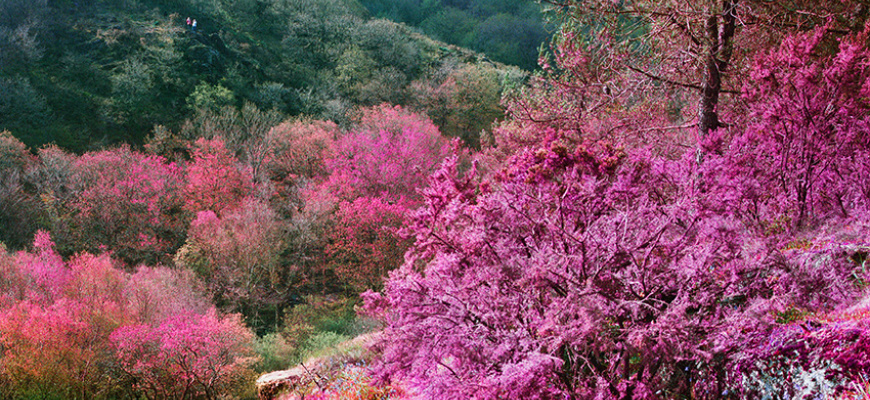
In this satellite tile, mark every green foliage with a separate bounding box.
[104,58,157,123]
[301,331,352,360]
[187,81,235,112]
[411,62,522,147]
[254,332,298,372]
[284,296,358,337]
[0,77,51,146]
[0,0,519,151]
[775,307,810,324]
[360,0,550,70]
[278,295,379,365]
[420,7,475,45]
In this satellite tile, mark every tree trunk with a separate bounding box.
[698,0,738,137]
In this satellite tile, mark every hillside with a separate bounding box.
[358,0,552,70]
[0,0,525,151]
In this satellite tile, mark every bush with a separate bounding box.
[255,333,298,372]
[278,295,378,365]
[301,331,351,360]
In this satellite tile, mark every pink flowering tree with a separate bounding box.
[56,146,187,265]
[175,197,286,328]
[706,32,870,397]
[0,236,131,397]
[265,119,337,181]
[359,23,870,399]
[710,25,870,232]
[362,137,870,399]
[363,148,733,399]
[297,105,456,294]
[264,119,338,217]
[325,196,413,293]
[111,310,256,400]
[184,138,253,216]
[0,232,257,399]
[324,104,454,203]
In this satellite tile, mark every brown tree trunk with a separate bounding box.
[698,0,739,137]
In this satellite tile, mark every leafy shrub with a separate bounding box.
[279,295,377,365]
[255,332,298,372]
[301,331,352,361]
[187,81,235,113]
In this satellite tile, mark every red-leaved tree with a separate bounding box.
[325,196,412,293]
[304,105,456,294]
[264,119,338,217]
[111,310,255,400]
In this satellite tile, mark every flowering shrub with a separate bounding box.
[360,23,870,400]
[265,119,338,216]
[363,147,753,399]
[363,144,870,399]
[713,24,870,232]
[266,119,337,181]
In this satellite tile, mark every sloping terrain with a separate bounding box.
[0,0,525,151]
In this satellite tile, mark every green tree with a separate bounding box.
[187,82,236,113]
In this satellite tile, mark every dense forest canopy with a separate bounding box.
[0,0,525,151]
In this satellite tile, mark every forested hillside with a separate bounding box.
[358,0,551,70]
[0,0,523,151]
[2,0,870,399]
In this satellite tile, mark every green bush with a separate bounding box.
[300,331,351,360]
[274,295,380,366]
[187,81,235,112]
[254,333,298,372]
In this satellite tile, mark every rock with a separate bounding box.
[256,361,322,400]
